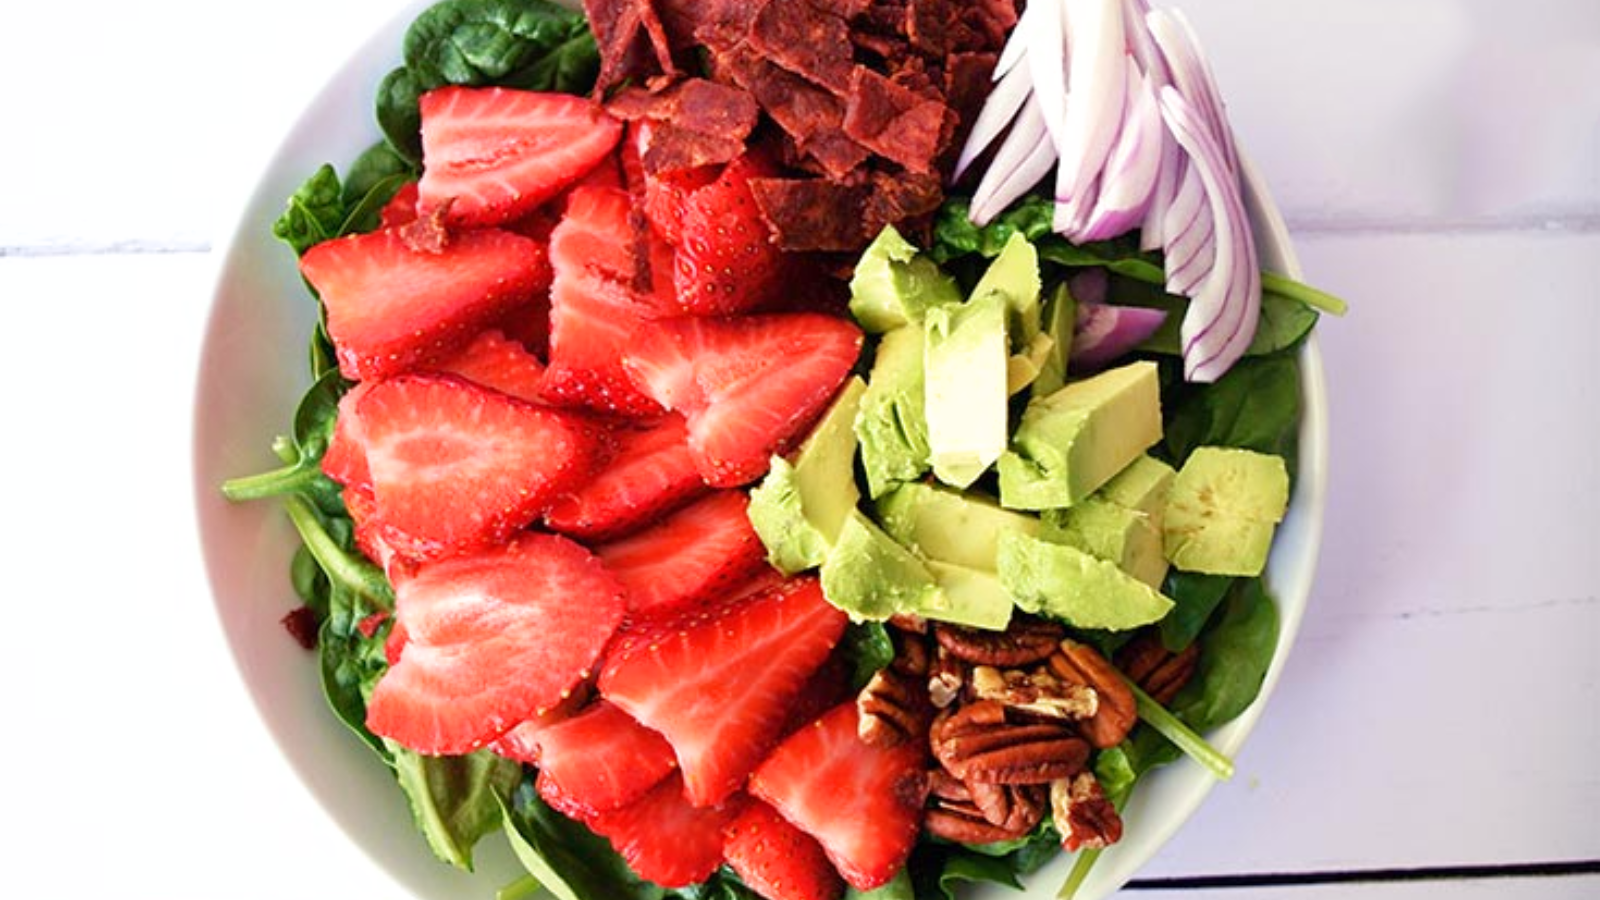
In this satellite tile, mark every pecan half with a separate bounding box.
[1046,641,1137,749]
[969,665,1098,720]
[1051,772,1123,851]
[858,665,933,748]
[933,617,1066,667]
[930,700,1089,784]
[1116,630,1200,705]
[925,769,1047,844]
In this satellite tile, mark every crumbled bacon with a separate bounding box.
[582,0,1017,253]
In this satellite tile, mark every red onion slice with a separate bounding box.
[1052,0,1127,211]
[970,92,1058,225]
[1071,302,1169,373]
[954,60,1038,183]
[1075,61,1163,242]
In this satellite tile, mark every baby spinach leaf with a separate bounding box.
[219,369,347,511]
[1171,578,1281,733]
[1158,570,1235,653]
[841,620,896,691]
[846,867,914,900]
[273,165,347,256]
[1162,351,1302,473]
[502,777,666,900]
[319,592,393,761]
[378,0,599,163]
[392,744,521,871]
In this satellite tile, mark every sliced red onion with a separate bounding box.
[1052,0,1127,214]
[969,92,1057,225]
[1071,302,1169,373]
[1159,85,1258,382]
[954,58,1037,183]
[1163,160,1215,296]
[1148,10,1239,177]
[1075,61,1163,242]
[1026,0,1071,155]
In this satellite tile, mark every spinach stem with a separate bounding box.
[495,874,542,900]
[1129,682,1235,781]
[220,462,321,502]
[1056,848,1101,900]
[1262,271,1348,316]
[282,494,394,610]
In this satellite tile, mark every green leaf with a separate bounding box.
[220,369,348,509]
[1162,352,1302,474]
[376,65,428,164]
[1157,570,1234,653]
[272,165,346,256]
[318,597,393,760]
[501,778,666,900]
[841,620,896,691]
[1171,578,1281,732]
[392,745,521,871]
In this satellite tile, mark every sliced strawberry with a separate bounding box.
[542,186,669,416]
[417,86,623,228]
[642,162,717,246]
[595,490,770,615]
[379,180,420,228]
[584,774,736,888]
[723,799,845,900]
[340,482,398,573]
[365,533,627,755]
[748,703,928,891]
[486,689,589,766]
[357,373,603,558]
[301,227,550,381]
[599,576,848,807]
[534,700,679,819]
[673,151,784,315]
[430,328,548,403]
[321,381,375,491]
[623,313,863,487]
[544,414,708,541]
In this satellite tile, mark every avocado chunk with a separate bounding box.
[997,360,1163,510]
[1044,454,1175,588]
[876,481,1040,572]
[820,509,942,621]
[1032,281,1078,398]
[996,531,1174,631]
[747,377,868,573]
[920,560,1014,631]
[923,288,1009,490]
[848,225,961,332]
[1163,446,1290,576]
[967,232,1052,397]
[854,326,931,498]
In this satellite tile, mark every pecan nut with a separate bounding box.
[933,617,1067,667]
[1046,641,1137,749]
[970,664,1098,720]
[1051,772,1124,851]
[924,769,1047,844]
[1116,630,1200,705]
[930,700,1089,784]
[858,665,933,748]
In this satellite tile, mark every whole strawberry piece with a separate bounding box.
[301,227,550,381]
[365,533,626,755]
[417,86,622,228]
[749,702,928,891]
[599,576,848,807]
[673,151,784,315]
[724,799,845,900]
[357,373,603,558]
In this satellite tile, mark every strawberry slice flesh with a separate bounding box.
[595,490,770,615]
[599,576,848,807]
[672,150,784,315]
[624,313,863,486]
[749,702,928,891]
[427,328,548,403]
[365,533,626,755]
[358,373,603,558]
[723,799,845,900]
[534,700,679,819]
[583,774,736,888]
[543,413,708,542]
[301,227,550,381]
[418,86,623,228]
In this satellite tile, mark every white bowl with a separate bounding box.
[191,4,1326,898]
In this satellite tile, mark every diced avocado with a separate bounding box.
[996,531,1174,631]
[820,509,942,621]
[920,560,1014,631]
[924,289,1009,490]
[876,481,1039,572]
[1032,281,1078,398]
[1043,498,1167,589]
[747,377,867,573]
[848,225,962,333]
[1007,331,1057,396]
[997,361,1163,510]
[1163,446,1290,576]
[968,232,1051,397]
[854,326,931,498]
[1099,453,1177,515]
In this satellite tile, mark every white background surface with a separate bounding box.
[1,1,1595,898]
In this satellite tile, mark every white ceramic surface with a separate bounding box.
[191,4,1328,899]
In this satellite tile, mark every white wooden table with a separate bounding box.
[1,1,1594,897]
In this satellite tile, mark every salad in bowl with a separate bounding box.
[198,1,1343,899]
